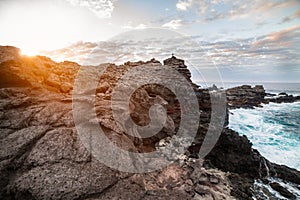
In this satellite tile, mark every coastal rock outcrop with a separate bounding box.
[266,93,300,104]
[226,84,300,109]
[0,46,299,199]
[163,55,192,81]
[226,85,266,109]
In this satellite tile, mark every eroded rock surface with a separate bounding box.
[0,45,299,199]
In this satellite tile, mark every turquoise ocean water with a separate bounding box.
[229,102,300,170]
[198,82,300,170]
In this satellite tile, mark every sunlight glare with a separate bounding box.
[0,0,112,56]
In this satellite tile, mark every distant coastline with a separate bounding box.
[197,82,300,95]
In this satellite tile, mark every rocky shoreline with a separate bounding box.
[0,46,299,200]
[226,84,300,109]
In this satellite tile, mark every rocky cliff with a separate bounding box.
[0,46,299,200]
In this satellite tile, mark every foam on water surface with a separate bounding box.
[229,102,300,170]
[254,177,300,200]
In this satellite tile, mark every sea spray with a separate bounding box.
[229,102,300,170]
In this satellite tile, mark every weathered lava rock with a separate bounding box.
[269,182,296,199]
[226,84,300,108]
[0,45,299,200]
[226,85,266,109]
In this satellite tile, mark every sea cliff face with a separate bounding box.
[0,46,299,200]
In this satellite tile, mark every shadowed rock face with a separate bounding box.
[0,45,299,200]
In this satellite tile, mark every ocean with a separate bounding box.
[224,82,300,171]
[210,82,300,199]
[229,102,300,170]
[197,82,300,170]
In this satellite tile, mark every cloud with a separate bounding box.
[176,0,193,11]
[123,24,147,30]
[252,26,300,48]
[176,0,298,22]
[65,0,116,18]
[162,19,183,29]
[41,26,300,80]
[281,9,300,23]
[40,41,97,64]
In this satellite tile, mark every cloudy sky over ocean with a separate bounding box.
[0,0,299,82]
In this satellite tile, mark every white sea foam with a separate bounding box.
[253,177,300,200]
[229,102,300,170]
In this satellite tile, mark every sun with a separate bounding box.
[20,48,41,56]
[0,1,87,57]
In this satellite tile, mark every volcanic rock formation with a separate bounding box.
[0,45,299,200]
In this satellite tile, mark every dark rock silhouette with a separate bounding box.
[270,182,296,199]
[226,84,300,109]
[226,85,266,109]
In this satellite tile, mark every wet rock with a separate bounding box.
[206,128,261,179]
[269,182,296,199]
[268,94,300,103]
[278,92,288,96]
[227,173,253,200]
[272,164,300,185]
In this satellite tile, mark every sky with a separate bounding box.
[0,0,300,83]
